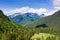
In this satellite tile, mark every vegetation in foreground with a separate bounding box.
[31,33,59,40]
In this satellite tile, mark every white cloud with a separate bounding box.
[4,7,48,16]
[54,7,60,10]
[53,0,60,10]
[44,10,58,16]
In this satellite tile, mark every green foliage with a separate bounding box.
[31,33,57,40]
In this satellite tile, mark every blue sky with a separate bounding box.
[0,0,60,16]
[0,0,53,11]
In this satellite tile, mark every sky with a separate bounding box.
[0,0,60,16]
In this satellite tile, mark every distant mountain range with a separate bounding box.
[8,13,45,25]
[25,10,60,30]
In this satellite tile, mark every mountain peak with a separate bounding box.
[0,10,4,17]
[53,10,60,16]
[0,10,3,12]
[0,10,10,20]
[25,10,60,28]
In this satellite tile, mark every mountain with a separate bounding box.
[0,10,32,40]
[25,10,60,29]
[8,13,45,26]
[0,10,23,32]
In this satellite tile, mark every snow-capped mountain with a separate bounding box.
[8,13,45,26]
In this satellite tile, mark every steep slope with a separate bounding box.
[0,10,23,32]
[8,13,45,25]
[25,10,60,29]
[0,10,31,40]
[0,10,41,40]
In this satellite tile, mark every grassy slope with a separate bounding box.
[25,10,60,28]
[25,10,60,36]
[0,10,26,40]
[0,10,23,30]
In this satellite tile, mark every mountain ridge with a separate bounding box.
[0,10,22,31]
[25,10,60,29]
[8,12,45,25]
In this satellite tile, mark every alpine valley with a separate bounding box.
[8,12,45,26]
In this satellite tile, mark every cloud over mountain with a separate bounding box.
[4,7,48,16]
[4,6,58,16]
